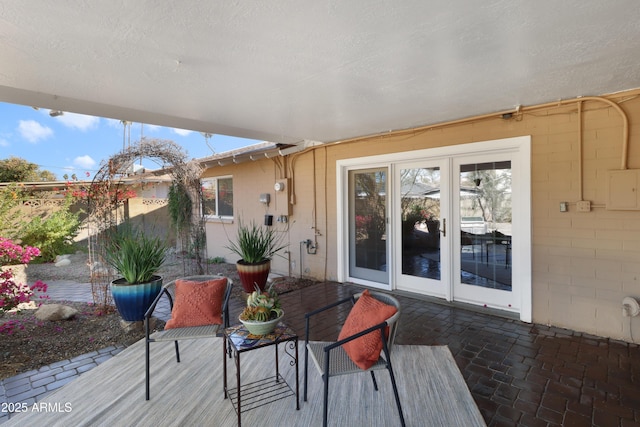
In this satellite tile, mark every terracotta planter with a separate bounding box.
[236,259,270,292]
[110,275,163,322]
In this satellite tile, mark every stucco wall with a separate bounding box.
[126,197,174,245]
[204,88,640,342]
[202,159,290,275]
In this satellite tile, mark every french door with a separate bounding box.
[339,136,531,320]
[395,153,519,312]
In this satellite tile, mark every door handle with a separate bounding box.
[440,218,446,237]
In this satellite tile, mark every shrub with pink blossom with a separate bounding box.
[0,238,48,315]
[0,237,41,265]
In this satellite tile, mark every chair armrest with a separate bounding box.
[221,279,233,328]
[304,295,354,319]
[322,321,389,375]
[145,285,174,320]
[144,284,174,339]
[322,322,392,373]
[304,295,355,344]
[324,321,387,352]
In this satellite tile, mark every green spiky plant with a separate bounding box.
[226,219,287,264]
[103,223,167,284]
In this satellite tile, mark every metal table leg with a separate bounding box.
[235,351,241,426]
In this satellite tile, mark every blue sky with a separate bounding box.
[0,102,259,180]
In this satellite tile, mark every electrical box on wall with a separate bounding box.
[607,169,640,210]
[274,178,293,216]
[576,200,591,212]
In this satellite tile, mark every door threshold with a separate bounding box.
[392,289,520,321]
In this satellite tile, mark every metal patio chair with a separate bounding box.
[303,290,405,427]
[144,274,233,400]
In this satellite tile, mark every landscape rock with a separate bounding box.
[54,254,71,263]
[35,304,79,321]
[2,264,27,285]
[54,258,72,267]
[120,317,156,333]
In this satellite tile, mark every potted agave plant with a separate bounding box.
[226,219,287,293]
[103,223,167,322]
[239,284,283,335]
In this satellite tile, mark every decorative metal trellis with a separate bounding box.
[86,138,207,310]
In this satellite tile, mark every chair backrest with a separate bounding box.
[163,274,234,327]
[353,290,401,353]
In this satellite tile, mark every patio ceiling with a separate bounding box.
[1,1,640,147]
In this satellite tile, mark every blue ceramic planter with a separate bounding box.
[110,276,163,321]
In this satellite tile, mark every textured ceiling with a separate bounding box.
[1,1,640,146]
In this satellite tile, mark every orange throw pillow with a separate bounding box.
[164,277,227,329]
[337,290,398,370]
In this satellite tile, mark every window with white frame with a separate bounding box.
[201,176,233,218]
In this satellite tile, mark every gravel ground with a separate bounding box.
[1,252,315,380]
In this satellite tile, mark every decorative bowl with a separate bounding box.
[239,311,284,336]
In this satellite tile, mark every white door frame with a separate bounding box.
[336,135,531,322]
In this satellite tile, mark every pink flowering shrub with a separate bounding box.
[0,238,48,315]
[0,237,41,265]
[0,270,48,313]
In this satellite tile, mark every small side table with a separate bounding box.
[223,322,299,426]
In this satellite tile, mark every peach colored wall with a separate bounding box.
[202,159,291,275]
[204,89,640,342]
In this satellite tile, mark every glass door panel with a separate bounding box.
[348,168,388,284]
[396,160,449,297]
[453,157,515,309]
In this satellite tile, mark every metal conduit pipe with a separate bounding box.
[299,240,306,278]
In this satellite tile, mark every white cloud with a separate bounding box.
[0,138,9,147]
[73,155,96,169]
[171,128,192,137]
[18,120,53,143]
[106,118,126,129]
[144,124,161,133]
[57,112,99,131]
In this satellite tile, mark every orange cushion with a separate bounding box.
[337,290,397,370]
[164,277,227,329]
